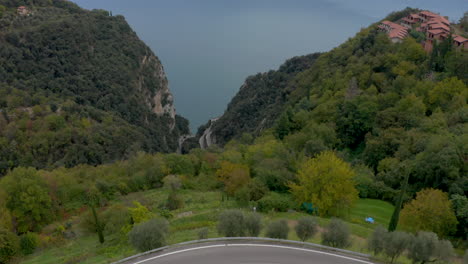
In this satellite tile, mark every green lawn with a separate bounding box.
[20,191,395,264]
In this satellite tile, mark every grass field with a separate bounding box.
[20,190,397,264]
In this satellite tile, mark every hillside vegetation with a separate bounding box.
[0,6,467,264]
[0,0,189,175]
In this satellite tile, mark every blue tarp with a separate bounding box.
[365,217,375,224]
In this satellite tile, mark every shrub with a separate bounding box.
[129,218,169,252]
[217,210,245,237]
[165,191,184,210]
[383,231,411,263]
[102,205,131,236]
[266,219,289,239]
[295,217,318,242]
[20,232,39,255]
[257,192,290,213]
[321,218,350,248]
[197,227,209,240]
[368,225,388,256]
[0,228,19,263]
[244,213,262,237]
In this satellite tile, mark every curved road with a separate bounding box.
[128,244,374,264]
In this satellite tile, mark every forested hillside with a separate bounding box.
[0,0,189,175]
[197,53,321,147]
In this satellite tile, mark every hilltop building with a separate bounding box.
[378,21,408,43]
[379,10,467,51]
[17,6,29,16]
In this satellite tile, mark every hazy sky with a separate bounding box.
[71,0,466,131]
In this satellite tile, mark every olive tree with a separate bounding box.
[408,231,454,264]
[129,218,169,252]
[295,217,318,242]
[383,231,411,263]
[266,219,289,239]
[217,210,245,237]
[368,225,388,256]
[244,213,262,237]
[321,218,350,248]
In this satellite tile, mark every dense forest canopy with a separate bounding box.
[0,0,189,175]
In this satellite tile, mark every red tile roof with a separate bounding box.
[380,20,408,40]
[420,10,439,17]
[453,35,468,43]
[18,6,26,9]
[428,29,448,35]
[429,23,450,32]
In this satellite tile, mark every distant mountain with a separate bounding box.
[0,0,189,174]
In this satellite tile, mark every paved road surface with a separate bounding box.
[129,244,374,264]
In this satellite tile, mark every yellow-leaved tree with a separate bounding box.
[216,161,250,196]
[289,151,358,216]
[400,188,458,237]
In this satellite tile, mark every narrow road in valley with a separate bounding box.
[123,243,374,264]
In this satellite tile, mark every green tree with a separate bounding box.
[129,218,169,252]
[266,219,289,239]
[290,151,358,216]
[400,189,458,237]
[217,210,245,237]
[295,217,318,242]
[0,228,19,264]
[0,167,53,233]
[19,232,39,255]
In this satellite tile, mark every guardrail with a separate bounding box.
[112,237,372,264]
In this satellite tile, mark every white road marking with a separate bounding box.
[131,243,374,264]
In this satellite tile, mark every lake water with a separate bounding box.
[72,0,465,132]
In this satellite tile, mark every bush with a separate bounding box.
[197,227,209,240]
[129,218,169,252]
[245,213,262,237]
[217,210,245,237]
[257,192,291,212]
[321,218,350,248]
[0,228,19,263]
[383,231,411,263]
[266,219,289,239]
[295,217,318,242]
[20,232,39,255]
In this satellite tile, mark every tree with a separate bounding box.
[85,188,105,244]
[0,228,19,263]
[368,225,387,256]
[383,231,411,263]
[129,218,169,252]
[321,218,350,248]
[400,189,458,237]
[244,213,262,237]
[388,162,411,232]
[19,232,39,255]
[451,194,468,240]
[295,217,318,242]
[266,219,289,239]
[216,161,251,196]
[217,210,245,237]
[290,151,358,216]
[0,167,53,233]
[408,231,454,264]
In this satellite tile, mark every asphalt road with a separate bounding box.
[129,244,374,264]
